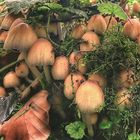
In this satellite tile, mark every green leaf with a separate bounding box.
[99,120,113,130]
[65,121,86,139]
[98,2,128,20]
[128,133,140,140]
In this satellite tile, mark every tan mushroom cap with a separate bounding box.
[27,38,55,66]
[69,52,83,65]
[4,23,38,51]
[88,73,107,89]
[104,16,117,29]
[0,15,15,30]
[87,14,107,35]
[0,86,6,97]
[133,2,140,13]
[51,56,69,80]
[71,24,87,39]
[117,69,135,88]
[75,80,104,113]
[0,31,8,43]
[64,72,85,99]
[3,71,20,88]
[34,25,47,38]
[123,19,140,40]
[10,18,24,30]
[15,62,29,78]
[115,88,131,110]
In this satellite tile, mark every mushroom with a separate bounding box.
[123,19,140,40]
[9,18,24,30]
[104,16,117,29]
[69,51,83,65]
[114,88,132,111]
[15,62,32,83]
[80,31,100,52]
[133,2,140,13]
[0,31,8,43]
[71,24,87,39]
[3,71,21,94]
[0,86,6,97]
[88,73,107,89]
[77,58,87,74]
[3,22,41,80]
[75,80,104,136]
[87,14,107,35]
[64,72,85,99]
[27,38,55,83]
[0,15,15,30]
[116,69,135,88]
[51,56,69,80]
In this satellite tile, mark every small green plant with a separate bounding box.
[65,121,86,139]
[128,133,140,140]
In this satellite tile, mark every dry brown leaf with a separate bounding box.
[0,90,51,140]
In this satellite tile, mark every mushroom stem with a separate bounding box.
[43,65,52,84]
[82,113,94,137]
[21,52,44,88]
[0,60,19,73]
[20,78,39,100]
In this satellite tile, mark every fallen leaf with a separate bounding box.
[0,90,50,140]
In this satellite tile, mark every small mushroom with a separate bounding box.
[133,2,140,13]
[116,69,135,88]
[81,31,100,51]
[87,14,107,35]
[0,86,6,97]
[64,72,85,99]
[0,15,16,30]
[9,18,24,30]
[88,73,107,89]
[114,88,132,111]
[15,62,32,83]
[71,24,87,39]
[3,71,21,94]
[0,31,8,43]
[75,80,104,137]
[27,38,55,83]
[104,16,117,29]
[69,51,83,65]
[51,56,69,80]
[123,19,140,40]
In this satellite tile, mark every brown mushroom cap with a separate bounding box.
[0,31,8,43]
[15,62,29,78]
[64,72,85,99]
[88,73,107,89]
[3,71,20,88]
[81,31,100,51]
[4,23,38,51]
[123,19,140,40]
[117,69,135,88]
[133,2,140,13]
[75,80,104,113]
[10,18,24,30]
[115,88,131,110]
[87,14,107,35]
[0,15,15,30]
[69,52,83,65]
[104,16,117,29]
[0,86,6,97]
[71,24,87,39]
[27,38,55,66]
[51,56,69,80]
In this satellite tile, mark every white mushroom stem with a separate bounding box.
[20,78,39,100]
[43,65,52,84]
[57,22,62,41]
[82,113,94,137]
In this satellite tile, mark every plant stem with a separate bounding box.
[0,60,19,73]
[43,65,52,85]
